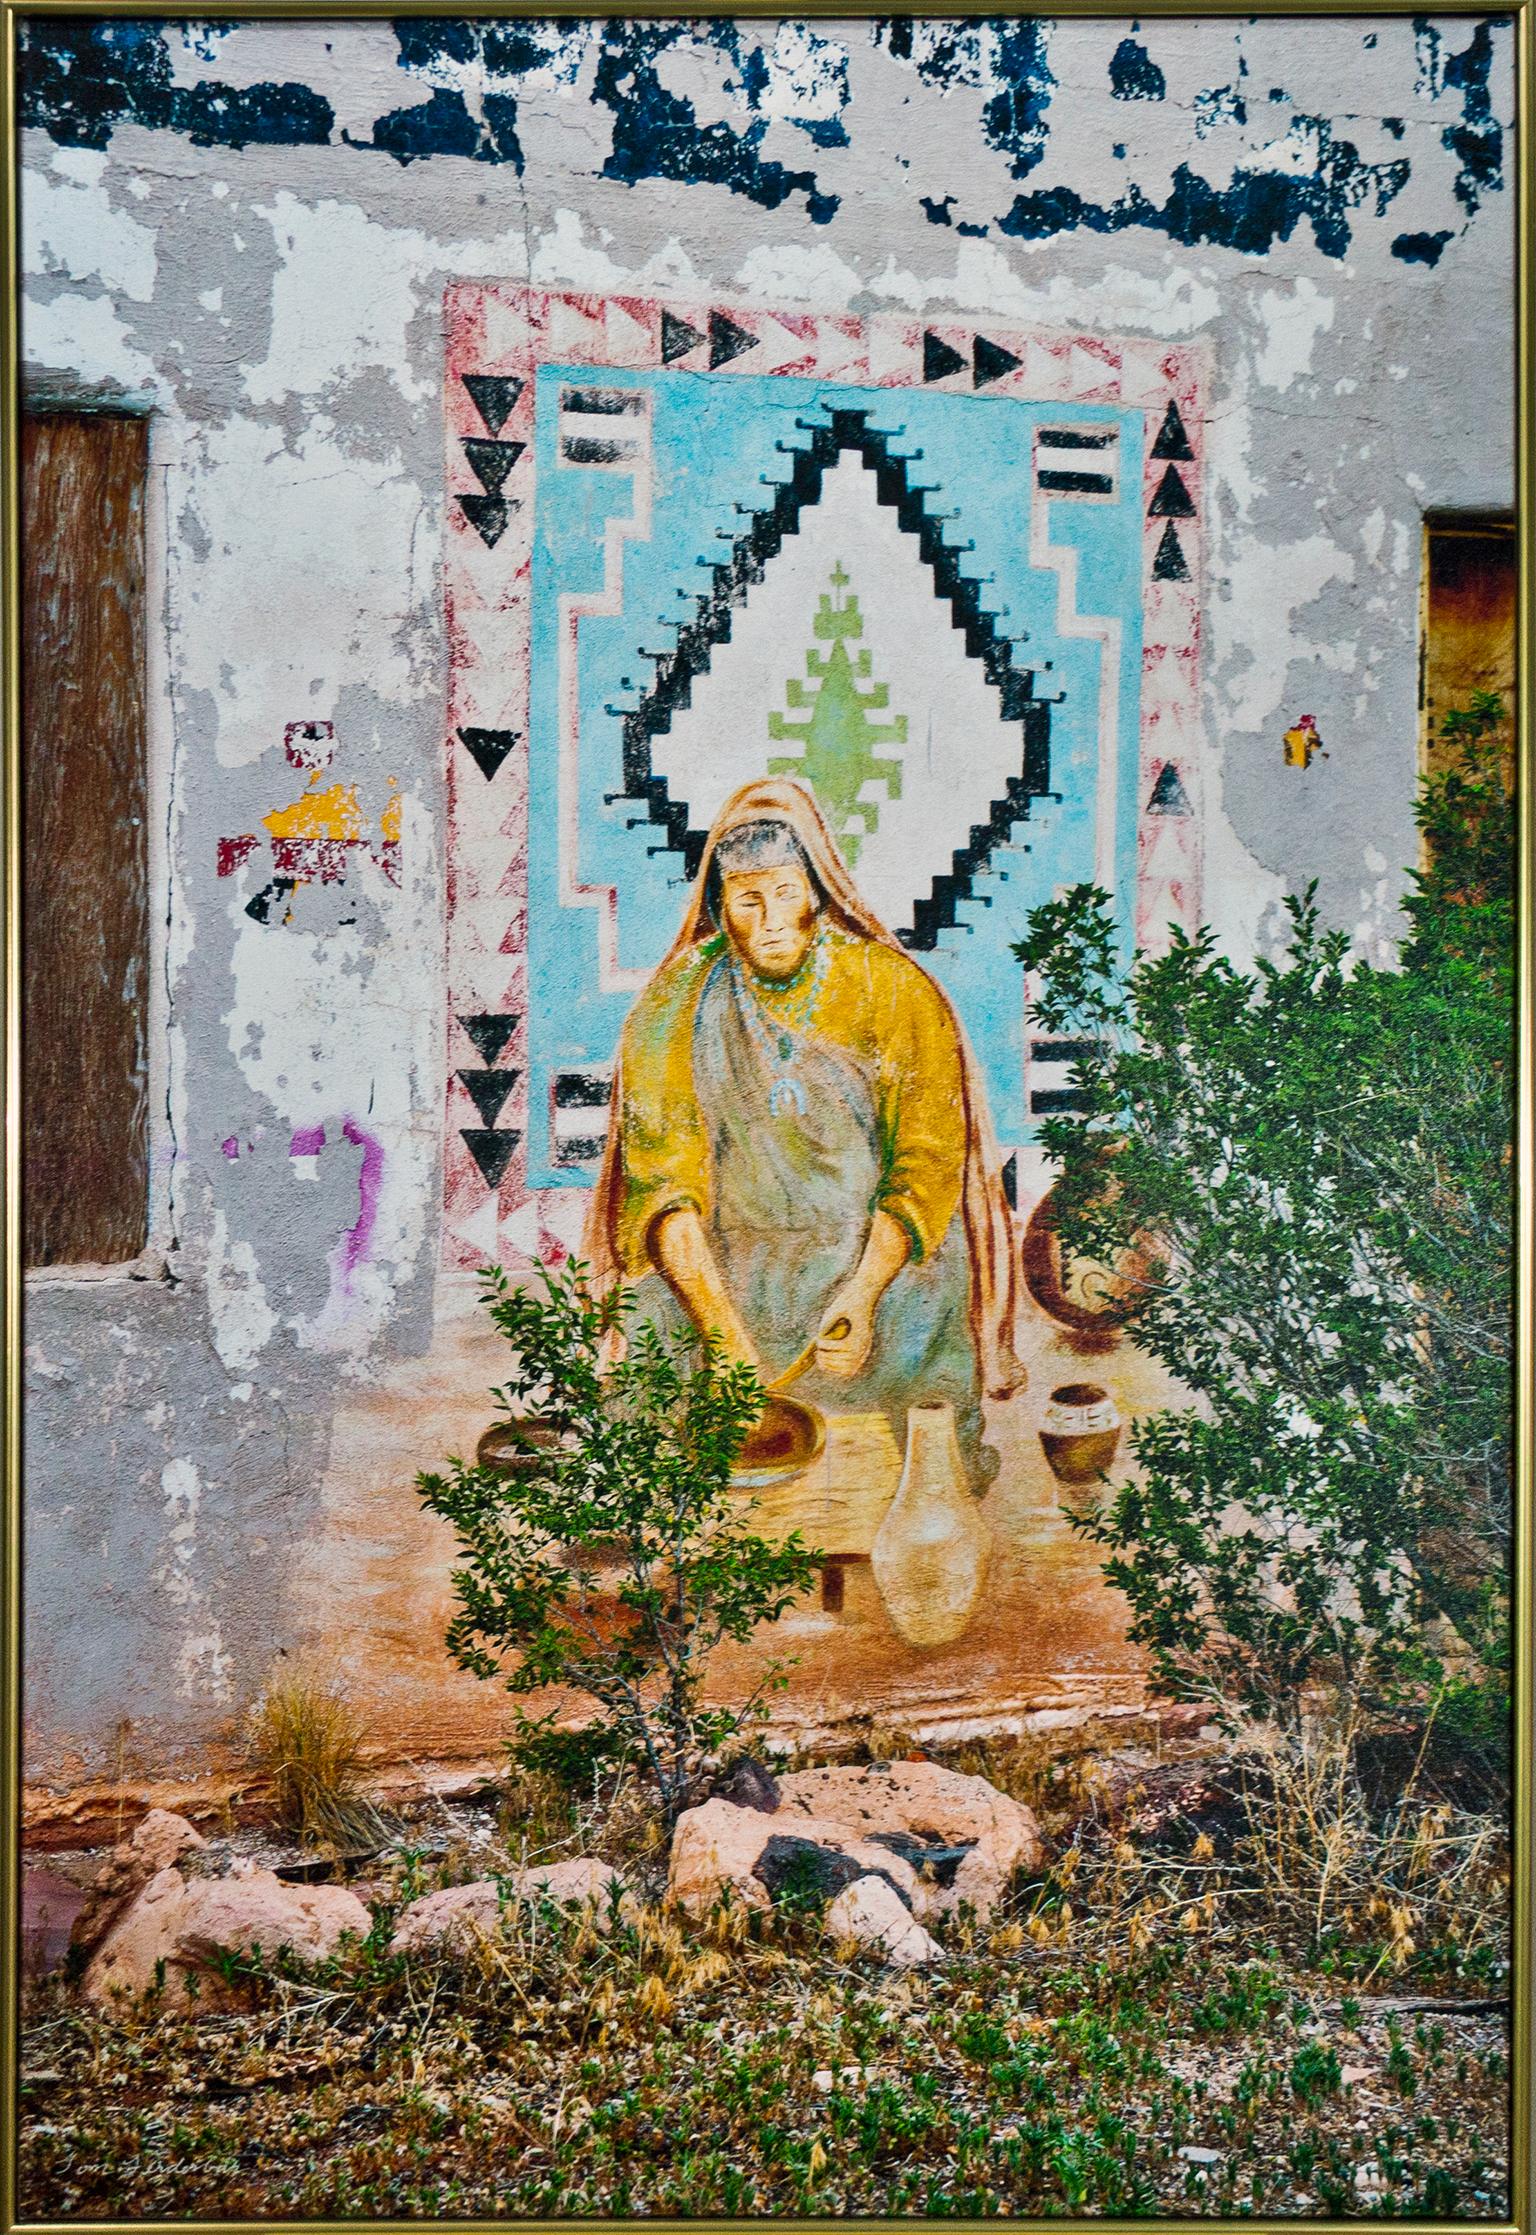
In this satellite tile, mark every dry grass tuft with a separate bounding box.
[244,1658,388,1852]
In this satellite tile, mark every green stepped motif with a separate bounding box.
[767,563,908,866]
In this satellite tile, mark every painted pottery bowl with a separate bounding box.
[1037,1382,1123,1487]
[475,1416,571,1474]
[732,1394,826,1491]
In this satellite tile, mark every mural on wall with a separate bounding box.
[433,286,1207,1684]
[443,287,1205,1259]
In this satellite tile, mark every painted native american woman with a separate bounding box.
[586,780,1026,1487]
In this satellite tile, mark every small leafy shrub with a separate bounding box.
[416,1260,820,1822]
[1014,699,1511,1772]
[507,1716,631,1787]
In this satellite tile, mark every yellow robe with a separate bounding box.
[612,923,967,1279]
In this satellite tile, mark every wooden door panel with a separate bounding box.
[22,411,149,1267]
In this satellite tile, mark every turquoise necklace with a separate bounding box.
[731,921,831,1118]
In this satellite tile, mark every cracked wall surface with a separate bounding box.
[19,14,1514,1800]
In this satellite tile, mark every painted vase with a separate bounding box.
[870,1401,990,1650]
[1037,1382,1123,1487]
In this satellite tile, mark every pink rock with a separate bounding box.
[128,1808,208,1873]
[22,1866,90,1978]
[389,1881,502,1955]
[518,1858,636,1924]
[826,1874,945,1969]
[83,1865,371,2009]
[773,1762,1043,1920]
[390,1860,635,1956]
[71,1809,209,1956]
[667,1798,927,1922]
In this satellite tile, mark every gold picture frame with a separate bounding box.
[1,0,1531,2224]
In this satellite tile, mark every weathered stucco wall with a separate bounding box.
[20,14,1514,1805]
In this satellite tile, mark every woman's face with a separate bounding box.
[720,861,819,981]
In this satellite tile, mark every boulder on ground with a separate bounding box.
[773,1761,1042,1919]
[668,1798,926,1922]
[389,1880,500,1955]
[71,1808,209,1955]
[390,1858,635,1955]
[826,1875,945,1969]
[84,1865,371,2009]
[753,1832,913,1913]
[710,1757,780,1814]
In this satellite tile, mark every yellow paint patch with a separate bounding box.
[263,779,366,844]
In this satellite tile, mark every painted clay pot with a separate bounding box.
[476,1416,571,1475]
[1020,1168,1166,1356]
[870,1401,990,1650]
[1037,1383,1123,1487]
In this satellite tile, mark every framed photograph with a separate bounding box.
[5,0,1529,2222]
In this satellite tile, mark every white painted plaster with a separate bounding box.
[204,1209,279,1371]
[1253,278,1336,392]
[24,163,157,300]
[1214,534,1357,735]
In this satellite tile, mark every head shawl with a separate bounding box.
[584,779,1026,1398]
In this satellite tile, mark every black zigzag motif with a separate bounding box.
[607,409,1056,951]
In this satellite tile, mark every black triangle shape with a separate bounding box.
[459,1012,520,1065]
[1148,464,1196,519]
[457,726,519,781]
[457,1067,520,1127]
[661,308,705,364]
[457,493,511,547]
[1150,398,1194,461]
[973,333,1022,387]
[1147,761,1192,816]
[709,311,759,369]
[462,438,525,495]
[1152,521,1191,582]
[923,330,967,382]
[461,1128,520,1189]
[462,374,523,438]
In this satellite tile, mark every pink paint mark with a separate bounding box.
[336,1117,384,1287]
[289,1125,326,1157]
[221,1136,240,1160]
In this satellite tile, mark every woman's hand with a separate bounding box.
[814,1290,876,1380]
[812,1210,913,1382]
[649,1206,762,1375]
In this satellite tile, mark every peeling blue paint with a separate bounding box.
[1414,17,1505,213]
[742,31,850,150]
[1392,229,1454,266]
[873,19,1055,180]
[18,18,333,152]
[1195,85,1247,136]
[1110,39,1166,102]
[14,14,1506,266]
[592,24,837,224]
[1001,119,1409,259]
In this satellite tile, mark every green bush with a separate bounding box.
[1013,698,1511,1772]
[416,1259,820,1821]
